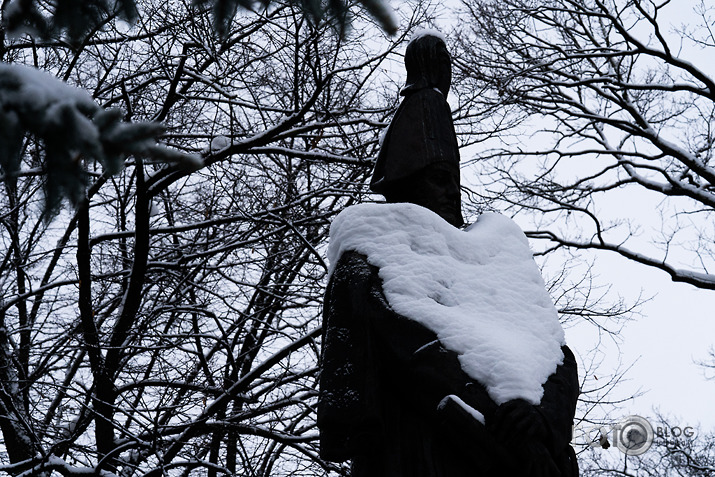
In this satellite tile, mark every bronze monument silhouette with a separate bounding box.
[318,32,579,477]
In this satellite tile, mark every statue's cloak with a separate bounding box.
[318,250,580,476]
[370,86,459,194]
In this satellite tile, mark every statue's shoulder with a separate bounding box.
[395,88,454,140]
[330,251,376,286]
[400,87,450,112]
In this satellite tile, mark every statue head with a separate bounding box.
[371,30,463,228]
[403,32,452,98]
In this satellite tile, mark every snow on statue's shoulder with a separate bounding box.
[328,203,566,405]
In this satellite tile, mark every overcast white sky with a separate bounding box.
[566,251,715,431]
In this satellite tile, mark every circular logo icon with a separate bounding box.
[615,415,654,455]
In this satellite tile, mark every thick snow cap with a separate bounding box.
[411,27,447,44]
[328,203,566,405]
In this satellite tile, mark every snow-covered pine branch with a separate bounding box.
[0,63,201,217]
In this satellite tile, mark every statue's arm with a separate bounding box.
[483,347,579,475]
[318,252,383,461]
[537,345,580,453]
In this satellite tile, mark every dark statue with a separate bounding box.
[318,32,579,477]
[370,33,463,228]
